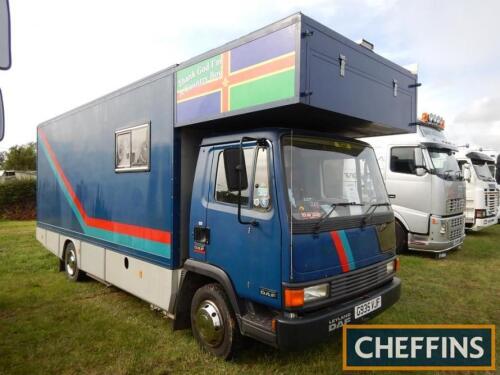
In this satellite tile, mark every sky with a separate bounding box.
[1,0,500,152]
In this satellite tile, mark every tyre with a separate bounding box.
[395,220,408,254]
[63,242,84,281]
[190,283,241,359]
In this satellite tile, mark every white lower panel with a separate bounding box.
[45,230,60,256]
[105,250,179,311]
[80,242,105,279]
[36,227,46,246]
[36,227,179,312]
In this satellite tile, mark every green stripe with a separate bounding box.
[339,230,356,270]
[39,140,171,259]
[229,68,295,111]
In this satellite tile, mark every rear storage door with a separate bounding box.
[302,18,417,133]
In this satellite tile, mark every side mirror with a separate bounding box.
[463,163,471,182]
[223,148,248,191]
[415,167,426,177]
[0,0,11,70]
[0,89,4,141]
[414,147,427,176]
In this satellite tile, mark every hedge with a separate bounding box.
[0,179,36,220]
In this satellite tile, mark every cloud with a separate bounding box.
[446,96,500,151]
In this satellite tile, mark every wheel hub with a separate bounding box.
[195,300,224,347]
[66,249,76,276]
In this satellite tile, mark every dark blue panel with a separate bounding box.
[230,25,296,72]
[37,74,177,269]
[176,91,221,124]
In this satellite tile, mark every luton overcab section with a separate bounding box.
[36,13,417,358]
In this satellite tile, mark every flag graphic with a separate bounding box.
[176,25,297,124]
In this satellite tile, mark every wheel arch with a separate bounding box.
[173,259,242,331]
[393,211,410,233]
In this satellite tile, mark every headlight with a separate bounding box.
[440,223,447,235]
[386,261,394,274]
[304,283,329,303]
[475,209,486,218]
[387,259,399,274]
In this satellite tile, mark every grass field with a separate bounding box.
[0,221,498,374]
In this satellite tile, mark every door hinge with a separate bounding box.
[300,91,313,97]
[393,79,398,97]
[339,54,346,77]
[301,29,314,38]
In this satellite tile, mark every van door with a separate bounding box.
[196,142,282,309]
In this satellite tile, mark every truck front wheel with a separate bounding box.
[190,283,240,359]
[395,221,408,254]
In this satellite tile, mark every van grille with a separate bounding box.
[329,261,393,303]
[448,215,465,241]
[485,190,499,216]
[447,198,465,215]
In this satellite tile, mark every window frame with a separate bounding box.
[252,145,272,212]
[213,144,273,211]
[389,146,419,175]
[115,122,151,173]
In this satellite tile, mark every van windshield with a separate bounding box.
[472,160,495,182]
[428,148,461,180]
[282,135,389,221]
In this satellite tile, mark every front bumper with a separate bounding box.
[275,277,401,351]
[468,216,497,231]
[408,233,465,253]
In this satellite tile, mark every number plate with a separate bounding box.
[354,296,382,319]
[452,238,461,247]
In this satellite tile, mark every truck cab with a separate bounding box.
[184,128,400,354]
[455,149,499,230]
[361,115,466,256]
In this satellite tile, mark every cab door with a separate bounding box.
[201,142,282,309]
[385,146,432,234]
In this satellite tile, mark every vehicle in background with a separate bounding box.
[361,113,466,258]
[476,148,500,223]
[455,148,499,231]
[36,14,417,358]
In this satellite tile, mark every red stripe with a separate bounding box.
[38,129,172,244]
[330,231,350,272]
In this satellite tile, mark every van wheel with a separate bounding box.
[191,283,240,359]
[64,242,84,281]
[395,221,408,254]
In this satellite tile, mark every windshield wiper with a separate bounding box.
[361,202,391,227]
[313,202,358,234]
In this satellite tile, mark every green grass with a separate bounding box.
[0,221,498,374]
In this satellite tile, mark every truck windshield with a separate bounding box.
[472,160,495,181]
[282,135,389,221]
[428,148,461,180]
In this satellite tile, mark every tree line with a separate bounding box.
[0,142,36,171]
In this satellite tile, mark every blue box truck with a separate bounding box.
[36,13,417,358]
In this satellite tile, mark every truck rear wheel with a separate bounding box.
[190,283,240,359]
[395,221,408,254]
[63,242,84,282]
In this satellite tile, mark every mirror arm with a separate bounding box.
[237,137,258,227]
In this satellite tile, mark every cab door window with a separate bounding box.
[390,147,417,174]
[215,148,254,205]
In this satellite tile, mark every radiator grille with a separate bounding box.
[447,198,465,215]
[448,215,465,241]
[329,261,393,303]
[485,190,499,216]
